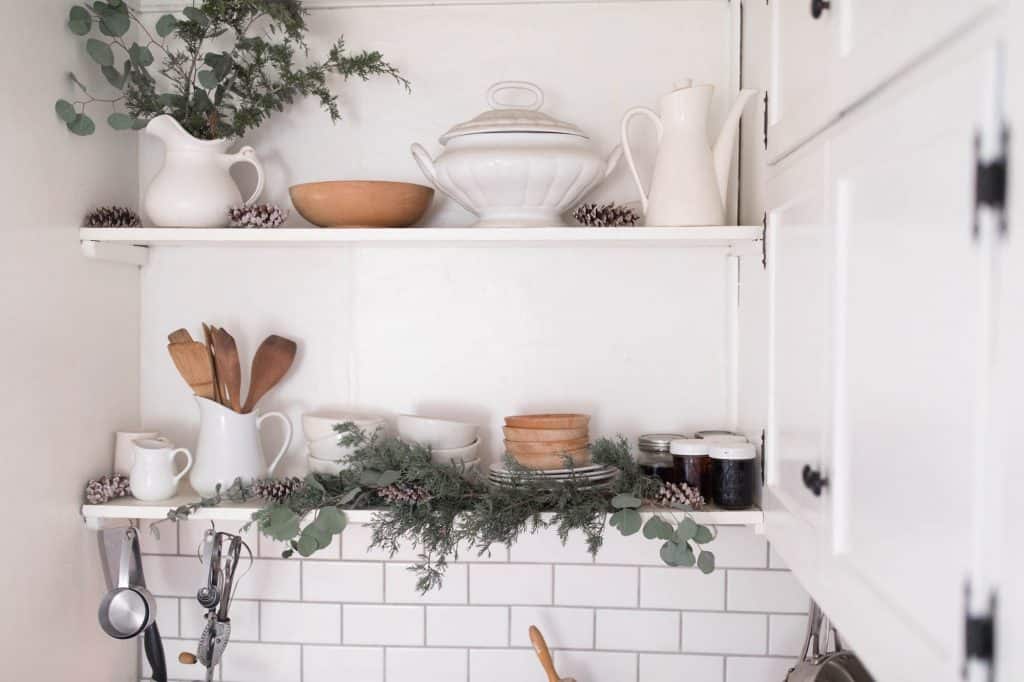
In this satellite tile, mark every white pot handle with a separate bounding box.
[258,411,293,475]
[486,81,544,111]
[226,146,265,206]
[620,106,663,215]
[410,143,439,185]
[171,448,193,484]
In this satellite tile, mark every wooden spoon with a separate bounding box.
[241,334,297,414]
[167,342,217,400]
[167,328,193,344]
[202,323,222,405]
[529,626,575,682]
[211,327,243,412]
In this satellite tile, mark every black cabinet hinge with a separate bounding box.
[963,583,996,680]
[974,127,1009,238]
[760,429,766,486]
[762,92,769,150]
[761,212,767,269]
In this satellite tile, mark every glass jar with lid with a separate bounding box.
[709,442,757,509]
[637,433,686,483]
[669,438,712,502]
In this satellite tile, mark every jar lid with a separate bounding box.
[709,443,757,460]
[439,81,586,144]
[694,429,744,439]
[669,438,710,456]
[639,433,688,452]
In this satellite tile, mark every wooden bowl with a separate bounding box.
[289,180,434,228]
[504,414,590,430]
[503,426,589,442]
[511,449,592,470]
[504,437,589,455]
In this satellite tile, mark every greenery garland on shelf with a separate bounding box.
[163,424,718,592]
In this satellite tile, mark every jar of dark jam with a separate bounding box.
[638,433,686,483]
[709,443,756,509]
[669,438,712,502]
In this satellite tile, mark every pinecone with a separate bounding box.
[251,477,303,503]
[84,206,142,228]
[84,473,132,504]
[654,482,705,509]
[572,202,641,227]
[228,203,288,228]
[377,482,432,505]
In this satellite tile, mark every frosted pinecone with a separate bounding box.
[228,203,288,228]
[84,473,132,504]
[377,482,431,505]
[654,482,705,509]
[572,202,641,227]
[84,206,142,228]
[251,477,302,503]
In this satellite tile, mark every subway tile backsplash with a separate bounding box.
[140,522,804,682]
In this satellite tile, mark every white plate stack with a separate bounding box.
[488,462,618,489]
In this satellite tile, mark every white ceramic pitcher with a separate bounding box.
[144,115,265,228]
[190,397,292,498]
[130,438,193,502]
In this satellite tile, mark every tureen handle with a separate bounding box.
[486,81,544,111]
[410,143,439,185]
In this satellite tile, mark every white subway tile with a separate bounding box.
[386,563,467,604]
[181,599,259,642]
[640,567,725,610]
[139,520,177,554]
[683,613,767,655]
[388,648,467,682]
[554,566,638,607]
[426,606,508,646]
[146,556,207,597]
[260,532,340,560]
[261,602,340,644]
[178,520,258,560]
[640,654,724,682]
[456,538,509,562]
[304,646,383,682]
[595,609,679,652]
[342,523,421,561]
[725,656,796,682]
[705,526,768,568]
[554,650,637,682]
[596,519,665,565]
[232,559,300,601]
[154,597,179,637]
[343,605,424,645]
[726,570,809,613]
[470,564,551,604]
[220,641,301,682]
[304,561,383,603]
[769,614,808,656]
[509,527,594,564]
[768,545,788,569]
[469,649,538,682]
[510,607,594,649]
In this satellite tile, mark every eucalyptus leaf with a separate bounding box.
[675,517,698,543]
[68,6,92,35]
[697,550,715,574]
[97,9,130,37]
[659,540,695,567]
[182,7,210,26]
[293,534,318,557]
[642,515,675,541]
[155,14,177,37]
[101,64,123,89]
[69,72,88,93]
[107,112,135,130]
[301,523,332,549]
[129,43,154,67]
[197,69,219,90]
[304,473,326,494]
[86,38,114,66]
[205,52,233,79]
[693,525,714,544]
[610,493,642,510]
[131,117,148,130]
[337,488,361,505]
[377,470,401,487]
[359,470,380,487]
[263,504,300,540]
[67,113,96,136]
[54,99,77,123]
[609,508,642,536]
[316,506,347,534]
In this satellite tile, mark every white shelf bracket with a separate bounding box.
[81,239,150,267]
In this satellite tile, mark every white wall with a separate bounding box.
[0,2,140,679]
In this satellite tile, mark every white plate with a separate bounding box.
[488,471,617,483]
[489,463,608,476]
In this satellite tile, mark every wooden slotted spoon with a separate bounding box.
[529,626,576,682]
[211,327,243,412]
[241,334,297,414]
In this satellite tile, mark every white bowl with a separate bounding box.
[430,438,480,466]
[397,414,478,450]
[308,436,350,461]
[302,413,386,441]
[307,454,345,476]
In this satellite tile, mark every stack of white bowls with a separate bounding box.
[397,414,480,471]
[303,413,386,475]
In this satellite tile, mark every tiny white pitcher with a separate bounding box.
[130,439,193,502]
[190,397,292,498]
[114,431,169,475]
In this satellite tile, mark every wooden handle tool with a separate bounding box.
[167,328,193,344]
[241,334,297,413]
[529,626,574,682]
[167,342,217,400]
[211,326,243,412]
[201,323,223,405]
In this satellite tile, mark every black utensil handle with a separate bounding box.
[802,465,829,496]
[145,623,168,682]
[811,0,831,19]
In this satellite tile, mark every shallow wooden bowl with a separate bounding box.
[504,437,590,455]
[511,449,592,470]
[504,413,590,430]
[289,180,434,228]
[503,426,589,442]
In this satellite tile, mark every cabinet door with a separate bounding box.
[829,24,1001,679]
[767,0,833,161]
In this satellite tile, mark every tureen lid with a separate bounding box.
[439,81,586,144]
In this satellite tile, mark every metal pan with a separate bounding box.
[97,528,156,639]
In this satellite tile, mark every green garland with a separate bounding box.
[164,424,717,592]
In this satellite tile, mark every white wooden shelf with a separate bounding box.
[81,495,764,529]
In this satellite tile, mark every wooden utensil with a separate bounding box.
[529,626,575,682]
[211,327,243,412]
[504,437,590,456]
[505,414,590,430]
[167,328,193,344]
[202,323,223,405]
[241,334,297,414]
[503,426,589,442]
[167,342,217,400]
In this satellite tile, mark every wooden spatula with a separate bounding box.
[167,328,193,344]
[201,323,223,405]
[529,626,575,682]
[167,342,217,400]
[241,335,297,414]
[211,327,243,412]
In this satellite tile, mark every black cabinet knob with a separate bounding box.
[811,0,831,19]
[802,465,828,496]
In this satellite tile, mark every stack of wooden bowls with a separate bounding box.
[503,414,591,469]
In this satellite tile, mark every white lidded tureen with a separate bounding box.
[411,81,621,227]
